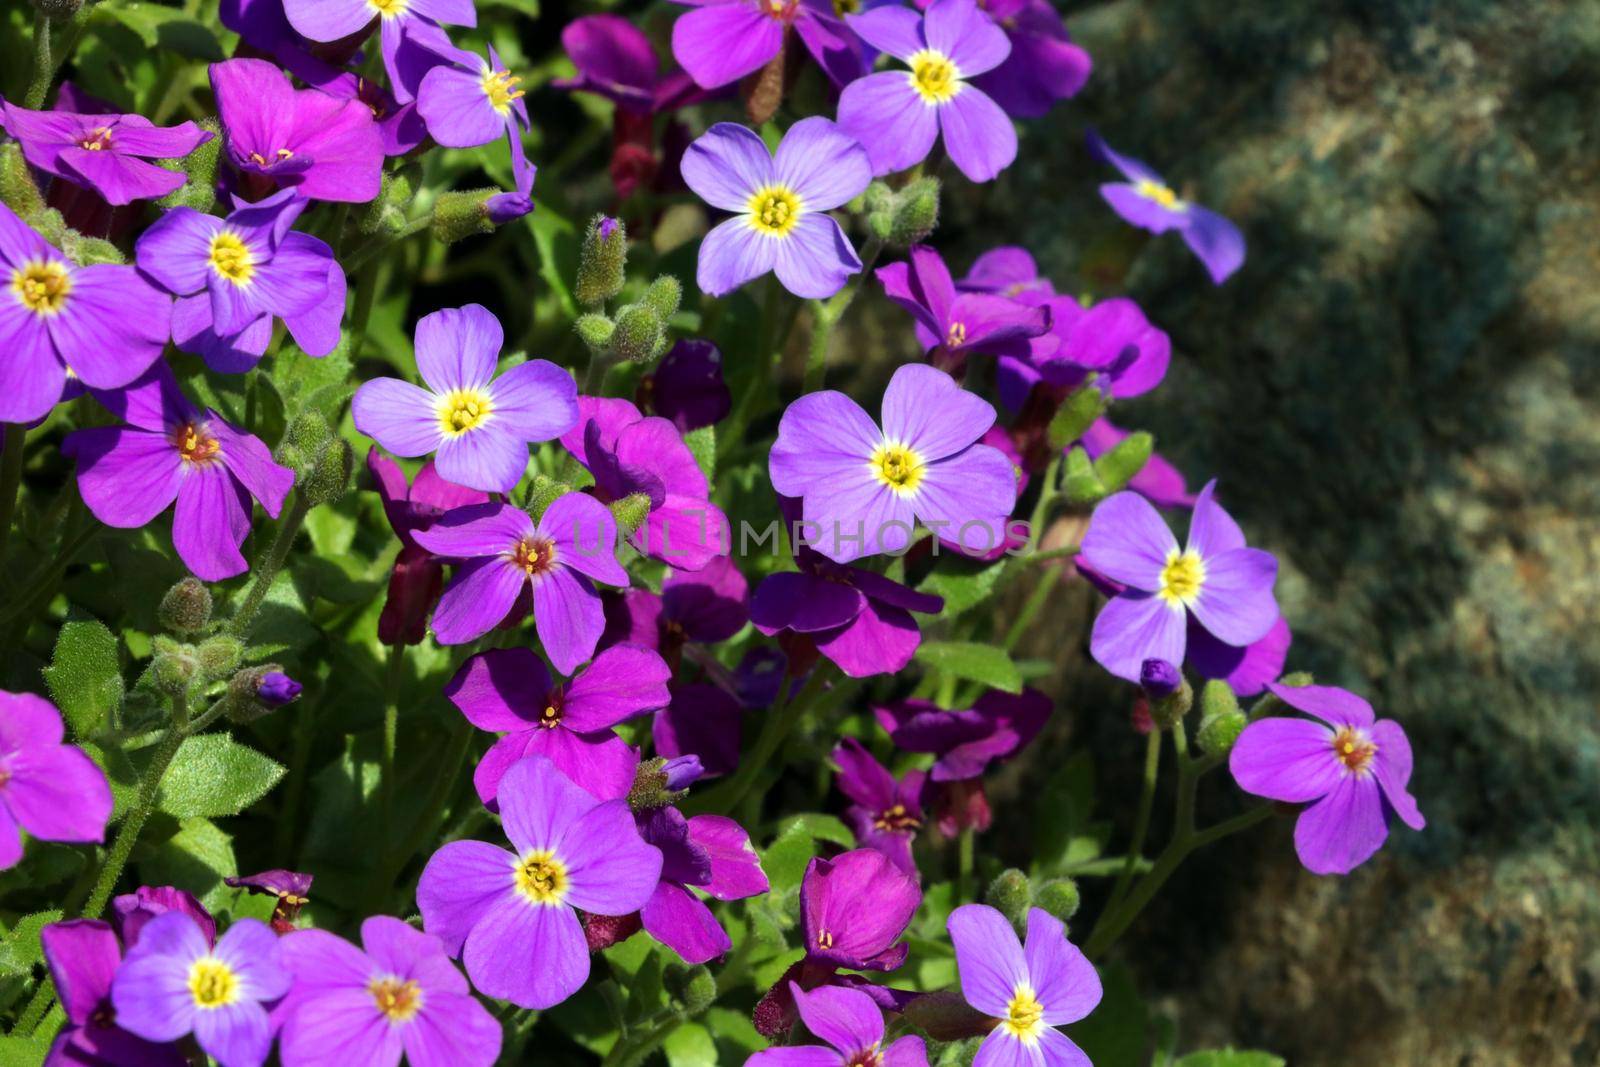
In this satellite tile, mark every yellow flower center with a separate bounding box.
[79,127,113,151]
[873,803,920,832]
[816,929,835,950]
[844,1047,883,1067]
[762,0,795,17]
[1002,984,1045,1041]
[946,321,967,347]
[510,536,559,578]
[747,185,802,237]
[208,231,255,286]
[869,441,924,495]
[482,69,525,114]
[174,422,222,465]
[514,850,569,905]
[436,389,493,436]
[188,958,237,1010]
[1157,549,1204,607]
[539,703,561,729]
[1331,726,1378,775]
[369,976,424,1022]
[12,260,72,316]
[370,0,409,16]
[907,49,961,104]
[1135,179,1184,211]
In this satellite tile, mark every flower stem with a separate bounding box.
[381,714,475,910]
[801,238,882,393]
[0,424,27,577]
[957,826,975,898]
[228,491,310,636]
[1105,729,1162,913]
[379,642,407,848]
[23,12,52,110]
[694,667,835,817]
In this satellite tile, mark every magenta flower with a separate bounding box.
[637,804,768,964]
[995,295,1171,413]
[417,755,663,1009]
[557,14,702,115]
[957,245,1053,298]
[411,496,627,670]
[1187,614,1290,698]
[670,0,863,90]
[833,738,925,877]
[948,904,1102,1067]
[367,448,489,646]
[224,868,314,934]
[1079,418,1194,510]
[0,99,210,205]
[135,189,345,373]
[63,363,294,582]
[1087,129,1246,285]
[680,119,871,300]
[608,554,749,663]
[970,0,1091,119]
[558,396,731,570]
[417,43,529,149]
[41,919,185,1067]
[0,200,169,424]
[447,643,670,806]
[352,304,578,494]
[283,0,475,102]
[1080,480,1278,683]
[637,339,731,433]
[652,681,746,776]
[837,0,1016,182]
[1230,684,1424,875]
[485,126,537,225]
[111,886,215,950]
[877,244,1049,365]
[111,913,290,1067]
[750,983,929,1067]
[0,691,112,870]
[211,58,384,203]
[277,915,502,1067]
[769,363,1017,562]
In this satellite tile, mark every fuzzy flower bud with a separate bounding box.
[609,492,652,539]
[148,638,198,696]
[32,0,83,20]
[304,437,353,505]
[526,474,572,521]
[226,665,300,722]
[576,215,627,307]
[1199,678,1240,721]
[642,275,682,322]
[626,756,692,813]
[157,117,220,214]
[1093,431,1154,494]
[1142,659,1192,729]
[574,313,615,354]
[196,635,243,681]
[158,577,212,635]
[611,303,664,364]
[666,964,717,1014]
[986,868,1032,932]
[360,171,414,235]
[1197,708,1247,756]
[430,189,497,245]
[889,177,940,247]
[1034,877,1081,922]
[660,755,704,792]
[256,672,302,707]
[1,143,46,218]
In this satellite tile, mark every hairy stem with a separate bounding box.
[0,425,27,577]
[228,492,310,636]
[23,13,52,110]
[802,237,883,393]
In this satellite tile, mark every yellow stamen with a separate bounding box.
[188,959,237,1010]
[514,850,569,905]
[1002,984,1045,1042]
[369,976,424,1022]
[1157,548,1204,608]
[510,536,558,578]
[872,803,921,832]
[816,929,834,950]
[946,321,967,347]
[746,185,802,237]
[1135,179,1183,211]
[868,441,924,495]
[208,231,255,286]
[540,703,561,729]
[436,389,493,436]
[11,260,72,316]
[482,69,525,114]
[907,49,961,104]
[79,127,113,151]
[1331,726,1378,775]
[174,422,222,465]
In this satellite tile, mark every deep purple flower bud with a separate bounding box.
[1139,659,1182,698]
[111,885,215,949]
[256,671,302,706]
[598,216,619,240]
[660,755,704,792]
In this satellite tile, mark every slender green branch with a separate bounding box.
[379,643,408,845]
[1105,729,1162,912]
[382,715,475,907]
[802,237,883,392]
[693,666,837,816]
[23,12,52,110]
[0,424,26,576]
[228,492,310,635]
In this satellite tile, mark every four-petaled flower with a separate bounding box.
[0,99,212,205]
[749,983,929,1067]
[283,0,477,104]
[417,43,530,149]
[0,691,113,870]
[670,0,864,91]
[833,737,926,878]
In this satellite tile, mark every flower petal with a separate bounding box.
[462,891,588,1009]
[641,881,730,965]
[430,557,526,645]
[1263,683,1376,729]
[845,6,924,62]
[1180,205,1246,285]
[837,72,939,177]
[696,216,779,298]
[416,839,518,956]
[172,464,253,581]
[435,423,530,494]
[925,0,1009,76]
[775,117,872,212]
[1188,546,1278,647]
[63,427,181,529]
[948,903,1026,1018]
[671,5,783,90]
[1088,592,1187,683]
[1370,719,1425,831]
[353,377,447,458]
[773,213,861,300]
[414,304,502,394]
[1079,491,1177,590]
[487,358,578,442]
[1022,908,1100,1025]
[497,754,600,856]
[5,743,111,845]
[938,86,1016,183]
[1293,773,1388,876]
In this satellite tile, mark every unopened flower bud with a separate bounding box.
[226,665,300,722]
[526,474,571,521]
[1,143,46,218]
[576,215,627,307]
[889,177,940,247]
[1141,659,1192,729]
[149,639,199,696]
[157,117,220,214]
[609,492,652,540]
[360,171,413,235]
[1197,709,1247,756]
[863,180,894,213]
[280,412,330,475]
[627,755,688,812]
[304,437,353,505]
[64,235,124,266]
[1093,431,1153,493]
[158,577,212,635]
[256,671,302,707]
[31,0,83,20]
[1060,444,1106,506]
[642,274,682,322]
[661,755,703,791]
[574,312,615,354]
[430,189,497,245]
[986,868,1032,932]
[666,964,717,1014]
[867,209,894,241]
[196,635,243,680]
[1199,679,1240,721]
[611,303,663,364]
[1034,878,1080,922]
[1047,381,1106,452]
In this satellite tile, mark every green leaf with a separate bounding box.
[1173,1052,1286,1067]
[1066,964,1147,1067]
[664,1023,718,1067]
[0,1030,56,1067]
[703,1007,764,1058]
[684,425,716,483]
[914,641,1023,694]
[138,816,237,911]
[783,813,854,847]
[0,910,62,977]
[43,615,124,737]
[1047,381,1106,450]
[530,207,579,320]
[158,734,286,819]
[101,5,224,59]
[916,558,1004,619]
[1093,431,1153,493]
[761,821,816,894]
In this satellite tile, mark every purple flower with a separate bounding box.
[680,119,870,300]
[970,0,1091,119]
[135,189,345,373]
[637,339,731,433]
[485,126,537,225]
[556,14,702,115]
[0,99,211,205]
[63,363,295,582]
[417,43,529,149]
[751,497,944,678]
[410,496,628,670]
[367,448,489,646]
[1080,480,1279,683]
[283,0,475,103]
[996,295,1170,413]
[0,200,169,424]
[278,915,502,1067]
[255,671,302,706]
[1230,684,1425,874]
[833,738,925,878]
[607,554,749,663]
[877,244,1049,366]
[948,904,1102,1067]
[558,397,732,570]
[0,691,112,869]
[957,245,1053,297]
[1139,658,1183,700]
[801,849,919,973]
[837,0,1016,182]
[352,303,578,494]
[750,983,929,1067]
[670,0,863,90]
[211,58,384,203]
[1087,129,1246,285]
[446,644,670,806]
[1187,613,1290,698]
[653,681,746,776]
[769,363,1017,562]
[41,919,185,1067]
[417,755,663,1009]
[660,755,705,791]
[1079,417,1194,510]
[637,805,768,964]
[111,886,215,950]
[111,913,290,1067]
[224,869,313,935]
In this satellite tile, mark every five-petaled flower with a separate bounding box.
[0,691,113,870]
[749,982,929,1067]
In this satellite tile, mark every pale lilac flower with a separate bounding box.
[0,691,113,870]
[417,43,529,149]
[282,0,476,103]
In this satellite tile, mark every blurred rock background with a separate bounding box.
[927,1,1600,1064]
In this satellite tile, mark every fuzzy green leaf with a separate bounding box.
[158,734,286,819]
[914,641,1023,694]
[43,615,123,738]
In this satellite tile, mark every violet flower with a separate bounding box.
[995,295,1170,413]
[283,0,475,103]
[0,200,169,424]
[837,0,1016,182]
[485,126,537,225]
[1087,129,1246,285]
[278,915,502,1067]
[636,804,768,964]
[750,983,929,1067]
[970,0,1091,119]
[877,244,1049,367]
[0,691,113,870]
[417,755,663,1009]
[41,919,185,1067]
[670,0,863,90]
[446,644,670,806]
[948,904,1102,1067]
[417,43,529,150]
[1230,683,1425,874]
[352,303,579,494]
[558,396,731,571]
[769,363,1017,562]
[956,245,1053,298]
[135,189,345,373]
[0,99,210,205]
[1188,614,1290,698]
[111,886,215,950]
[833,738,925,878]
[63,363,295,582]
[681,119,871,300]
[211,58,384,203]
[607,554,749,664]
[556,14,702,115]
[637,339,731,433]
[224,868,313,934]
[653,681,746,777]
[1079,480,1279,683]
[111,913,290,1067]
[411,496,628,671]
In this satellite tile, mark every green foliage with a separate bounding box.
[1172,1053,1286,1067]
[915,640,1023,694]
[42,614,122,737]
[157,734,286,819]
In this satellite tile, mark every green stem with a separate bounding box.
[956,826,975,898]
[23,13,52,110]
[184,696,230,735]
[382,715,475,906]
[379,643,407,848]
[228,492,310,636]
[344,216,431,273]
[1105,730,1161,912]
[601,1015,685,1067]
[802,237,882,392]
[1002,566,1059,653]
[0,424,26,575]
